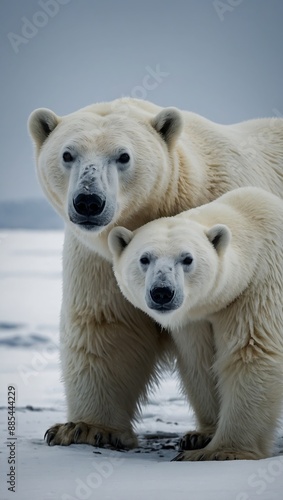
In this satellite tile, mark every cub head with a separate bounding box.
[108,217,231,329]
[28,100,183,255]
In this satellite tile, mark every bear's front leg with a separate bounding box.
[45,233,172,448]
[174,329,283,461]
[45,307,169,448]
[173,321,219,450]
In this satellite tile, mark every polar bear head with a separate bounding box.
[108,216,231,329]
[28,99,183,256]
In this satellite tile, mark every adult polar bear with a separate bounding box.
[109,187,283,460]
[28,98,283,449]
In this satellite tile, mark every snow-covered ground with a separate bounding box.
[0,230,283,500]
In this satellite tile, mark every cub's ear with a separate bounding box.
[108,227,134,258]
[206,224,231,255]
[28,108,60,149]
[151,108,183,148]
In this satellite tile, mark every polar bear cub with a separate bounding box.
[109,187,283,461]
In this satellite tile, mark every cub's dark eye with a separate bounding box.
[118,152,130,164]
[182,255,193,266]
[63,151,74,163]
[140,255,150,266]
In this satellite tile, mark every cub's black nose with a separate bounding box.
[150,286,174,305]
[73,194,105,217]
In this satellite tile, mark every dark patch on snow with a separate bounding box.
[14,406,60,412]
[0,333,51,348]
[130,432,181,455]
[25,405,43,412]
[0,322,26,330]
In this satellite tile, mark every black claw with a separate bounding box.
[44,428,50,440]
[184,440,189,450]
[94,433,102,447]
[171,453,183,462]
[191,435,197,448]
[179,435,191,450]
[46,432,55,446]
[179,439,185,450]
[74,427,82,443]
[115,438,124,450]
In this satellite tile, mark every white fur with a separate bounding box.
[28,97,283,449]
[109,187,283,460]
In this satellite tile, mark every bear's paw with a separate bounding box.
[179,431,213,451]
[44,422,138,449]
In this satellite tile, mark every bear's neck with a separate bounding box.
[155,148,217,219]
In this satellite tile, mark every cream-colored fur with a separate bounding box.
[28,97,283,449]
[109,187,283,460]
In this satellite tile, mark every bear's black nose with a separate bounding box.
[73,194,105,217]
[150,286,174,305]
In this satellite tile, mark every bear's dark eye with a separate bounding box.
[63,151,74,163]
[140,255,150,266]
[182,255,193,266]
[118,152,130,164]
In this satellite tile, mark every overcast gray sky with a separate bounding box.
[1,0,283,201]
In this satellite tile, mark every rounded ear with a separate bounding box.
[28,108,60,149]
[151,108,183,148]
[206,224,231,255]
[108,227,134,258]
